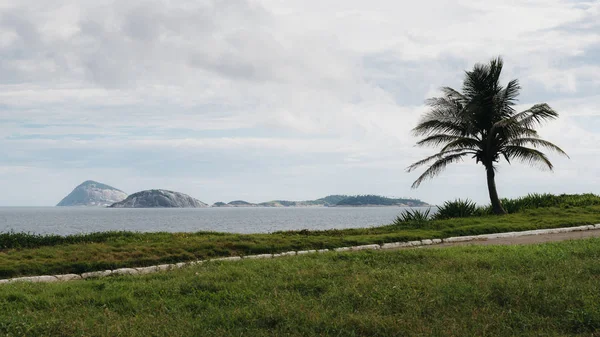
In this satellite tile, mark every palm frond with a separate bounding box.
[411,152,472,188]
[416,134,475,147]
[518,103,559,128]
[502,146,554,170]
[462,65,489,99]
[425,96,460,109]
[488,57,504,87]
[412,119,467,137]
[440,87,467,102]
[505,138,569,158]
[423,96,465,121]
[496,79,520,117]
[502,79,520,105]
[440,137,480,152]
[407,149,476,172]
[462,57,504,99]
[497,103,559,130]
[491,111,548,145]
[503,126,539,139]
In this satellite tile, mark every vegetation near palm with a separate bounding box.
[408,57,568,214]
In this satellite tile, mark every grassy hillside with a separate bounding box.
[260,195,350,207]
[1,205,600,278]
[1,238,600,336]
[314,195,350,205]
[230,195,425,207]
[227,200,256,206]
[336,194,428,206]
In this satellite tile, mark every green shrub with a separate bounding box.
[498,193,600,214]
[0,231,147,250]
[434,199,477,219]
[465,193,600,218]
[474,205,492,217]
[392,208,432,226]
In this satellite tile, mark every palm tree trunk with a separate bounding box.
[486,165,507,215]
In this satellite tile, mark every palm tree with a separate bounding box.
[407,57,568,214]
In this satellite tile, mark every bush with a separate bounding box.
[443,193,600,219]
[434,199,477,220]
[474,205,492,217]
[392,208,432,226]
[498,193,600,214]
[0,231,143,250]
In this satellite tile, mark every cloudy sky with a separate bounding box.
[0,0,599,206]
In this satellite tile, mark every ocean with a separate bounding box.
[0,206,436,235]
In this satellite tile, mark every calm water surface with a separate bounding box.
[0,207,436,235]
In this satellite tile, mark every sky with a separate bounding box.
[0,0,599,206]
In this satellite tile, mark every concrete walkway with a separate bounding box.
[429,227,600,248]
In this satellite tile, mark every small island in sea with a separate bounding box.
[56,180,128,207]
[334,195,427,207]
[109,190,208,208]
[212,195,429,208]
[56,181,429,208]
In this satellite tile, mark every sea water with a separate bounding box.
[0,206,436,235]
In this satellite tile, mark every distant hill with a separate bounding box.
[334,195,429,207]
[212,200,258,207]
[314,195,350,205]
[228,200,257,207]
[259,195,350,207]
[211,195,428,207]
[110,190,208,208]
[57,180,127,207]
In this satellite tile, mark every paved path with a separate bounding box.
[427,229,600,248]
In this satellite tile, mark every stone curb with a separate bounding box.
[350,244,380,251]
[244,254,273,259]
[211,256,242,262]
[2,224,599,285]
[333,247,351,252]
[55,274,81,281]
[113,268,138,276]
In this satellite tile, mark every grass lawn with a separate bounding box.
[1,238,600,336]
[1,205,600,278]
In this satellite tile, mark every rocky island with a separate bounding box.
[58,182,429,208]
[109,190,208,208]
[57,180,128,207]
[258,195,349,207]
[211,195,429,207]
[333,195,428,207]
[212,200,258,207]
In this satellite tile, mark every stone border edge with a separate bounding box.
[2,224,599,285]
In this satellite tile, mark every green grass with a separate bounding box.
[2,238,600,336]
[1,205,600,279]
[500,193,600,213]
[434,193,600,219]
[434,198,478,219]
[393,207,432,224]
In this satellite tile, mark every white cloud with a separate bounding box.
[0,0,599,206]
